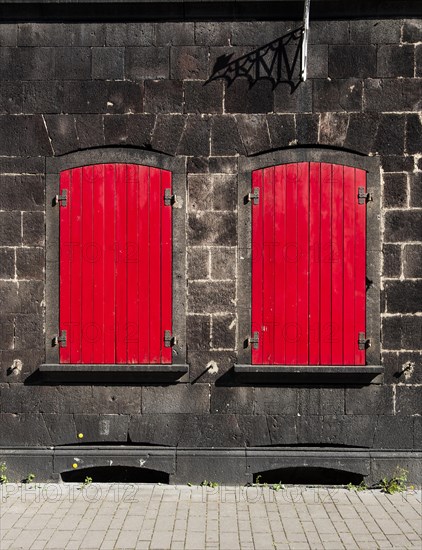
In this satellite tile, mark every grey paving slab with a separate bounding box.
[0,484,421,550]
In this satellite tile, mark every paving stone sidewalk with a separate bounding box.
[0,484,421,550]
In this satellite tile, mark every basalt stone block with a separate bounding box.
[105,81,143,114]
[402,19,422,43]
[184,81,224,114]
[45,115,78,156]
[0,24,17,46]
[188,212,236,246]
[267,416,298,445]
[309,21,349,44]
[188,247,209,280]
[225,80,273,114]
[188,281,236,314]
[0,413,51,446]
[210,387,254,415]
[395,387,422,416]
[231,21,297,46]
[416,45,422,77]
[0,82,23,114]
[307,45,328,79]
[345,387,394,416]
[104,115,155,147]
[73,414,130,442]
[126,47,169,80]
[0,157,44,175]
[14,314,43,350]
[365,79,421,113]
[329,45,376,78]
[0,383,42,413]
[0,316,14,350]
[254,387,297,415]
[0,281,19,314]
[383,351,422,385]
[156,22,194,46]
[297,388,345,416]
[0,249,14,278]
[410,172,422,208]
[187,157,209,174]
[151,114,185,156]
[406,114,422,155]
[344,113,379,154]
[92,47,124,80]
[178,414,243,447]
[382,316,422,350]
[23,81,65,114]
[238,415,272,446]
[75,115,104,149]
[16,248,44,280]
[142,385,210,414]
[188,174,213,211]
[209,157,237,174]
[144,80,183,114]
[105,23,154,46]
[177,116,211,157]
[186,314,211,351]
[383,173,407,208]
[267,114,295,148]
[382,156,414,173]
[211,116,245,156]
[1,348,44,381]
[383,244,401,278]
[91,386,142,415]
[296,114,319,145]
[350,20,401,44]
[188,350,236,383]
[374,415,414,449]
[195,22,231,46]
[0,175,44,212]
[212,314,236,350]
[0,47,55,81]
[211,247,236,280]
[55,47,91,80]
[0,212,21,245]
[0,116,51,156]
[129,414,188,446]
[324,416,376,447]
[212,174,237,211]
[18,281,43,314]
[384,281,422,314]
[274,81,312,113]
[43,414,77,445]
[313,78,362,112]
[236,115,271,156]
[374,114,405,156]
[404,244,422,278]
[18,23,105,47]
[385,210,422,242]
[377,45,414,77]
[170,46,208,80]
[319,112,349,147]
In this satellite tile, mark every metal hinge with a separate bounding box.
[54,189,68,207]
[248,188,260,205]
[249,331,260,350]
[164,330,174,348]
[358,187,372,205]
[358,332,370,350]
[164,188,175,206]
[53,330,67,348]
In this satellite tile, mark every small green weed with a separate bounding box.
[0,462,8,484]
[200,480,219,488]
[347,481,368,492]
[379,467,409,494]
[23,473,36,484]
[79,476,93,489]
[271,482,285,492]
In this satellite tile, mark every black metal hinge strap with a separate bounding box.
[358,187,372,205]
[358,332,370,350]
[164,188,175,206]
[164,330,174,347]
[53,330,67,348]
[248,188,260,205]
[54,189,68,207]
[249,332,259,350]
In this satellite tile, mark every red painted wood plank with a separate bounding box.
[320,163,332,365]
[285,163,298,364]
[296,162,309,365]
[69,168,83,364]
[149,167,162,363]
[115,164,128,363]
[273,165,286,365]
[92,165,105,363]
[309,162,321,365]
[161,169,173,364]
[126,164,140,363]
[103,164,116,363]
[138,166,150,363]
[262,167,275,364]
[331,164,344,365]
[59,169,71,364]
[251,169,264,365]
[355,168,367,365]
[343,166,356,364]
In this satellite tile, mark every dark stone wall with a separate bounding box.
[0,13,421,478]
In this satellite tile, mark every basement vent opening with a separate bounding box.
[61,466,169,484]
[253,467,365,486]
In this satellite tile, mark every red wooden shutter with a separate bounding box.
[59,164,172,364]
[251,162,366,366]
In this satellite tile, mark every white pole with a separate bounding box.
[301,0,311,81]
